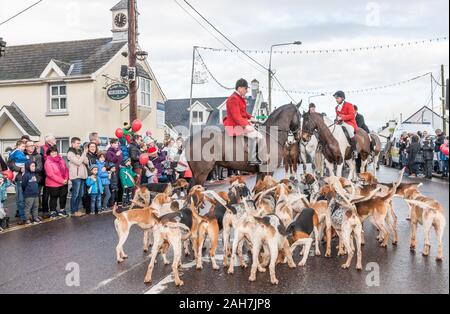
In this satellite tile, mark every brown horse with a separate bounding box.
[368,133,382,177]
[302,112,371,179]
[186,103,303,186]
[282,135,300,179]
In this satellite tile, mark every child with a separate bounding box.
[108,163,119,207]
[0,173,11,231]
[96,152,111,211]
[21,161,41,224]
[8,141,28,169]
[86,165,104,214]
[119,158,136,207]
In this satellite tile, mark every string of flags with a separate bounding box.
[197,36,448,55]
[262,72,432,95]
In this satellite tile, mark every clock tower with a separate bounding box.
[111,0,129,42]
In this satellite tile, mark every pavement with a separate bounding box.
[0,166,448,294]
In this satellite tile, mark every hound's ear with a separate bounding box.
[296,100,303,110]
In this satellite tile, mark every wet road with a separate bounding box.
[0,166,448,294]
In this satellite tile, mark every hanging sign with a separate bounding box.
[107,83,129,101]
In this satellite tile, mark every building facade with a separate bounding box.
[0,0,166,157]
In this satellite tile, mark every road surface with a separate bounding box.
[0,166,448,294]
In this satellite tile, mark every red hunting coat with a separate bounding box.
[223,92,253,136]
[335,101,358,131]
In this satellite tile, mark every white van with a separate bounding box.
[390,123,436,167]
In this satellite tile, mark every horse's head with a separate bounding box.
[289,102,303,141]
[301,111,318,142]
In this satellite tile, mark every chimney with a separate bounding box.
[251,79,259,100]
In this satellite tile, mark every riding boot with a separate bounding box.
[248,138,261,166]
[351,137,358,160]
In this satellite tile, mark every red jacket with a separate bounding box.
[335,101,358,131]
[223,92,252,136]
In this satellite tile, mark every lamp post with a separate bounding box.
[308,93,325,105]
[268,41,302,113]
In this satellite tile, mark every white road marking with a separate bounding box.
[144,254,252,294]
[90,256,151,293]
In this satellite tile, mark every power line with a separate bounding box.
[196,50,234,90]
[181,0,317,106]
[0,0,44,27]
[264,72,433,95]
[196,36,449,55]
[174,1,266,74]
[182,0,268,72]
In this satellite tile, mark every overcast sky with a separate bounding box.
[0,0,449,130]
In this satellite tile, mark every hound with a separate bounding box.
[113,193,172,263]
[404,188,446,261]
[286,208,321,266]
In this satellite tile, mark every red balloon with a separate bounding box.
[2,170,14,181]
[115,128,124,139]
[132,119,142,132]
[139,153,149,166]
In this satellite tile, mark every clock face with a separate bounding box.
[114,13,127,28]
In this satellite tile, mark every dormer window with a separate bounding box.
[192,111,204,124]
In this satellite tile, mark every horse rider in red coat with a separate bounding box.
[333,90,359,159]
[223,79,267,165]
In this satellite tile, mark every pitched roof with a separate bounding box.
[0,103,40,136]
[164,96,256,129]
[111,0,128,11]
[0,38,127,81]
[404,106,445,123]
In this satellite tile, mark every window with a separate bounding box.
[56,138,70,156]
[49,85,67,112]
[192,111,204,124]
[138,77,151,108]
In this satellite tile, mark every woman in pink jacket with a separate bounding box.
[45,146,69,217]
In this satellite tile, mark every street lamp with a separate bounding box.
[268,41,302,113]
[308,93,326,105]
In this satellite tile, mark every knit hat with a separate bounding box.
[89,164,98,171]
[123,158,131,165]
[148,147,158,155]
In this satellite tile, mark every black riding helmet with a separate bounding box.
[333,90,346,99]
[235,78,249,90]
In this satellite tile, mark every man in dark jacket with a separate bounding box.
[407,135,421,177]
[354,105,370,134]
[128,135,143,170]
[422,138,434,179]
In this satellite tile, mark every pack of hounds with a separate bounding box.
[112,171,446,287]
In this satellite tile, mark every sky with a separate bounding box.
[0,0,449,130]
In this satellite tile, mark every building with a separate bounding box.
[0,0,166,157]
[403,106,448,133]
[164,79,268,138]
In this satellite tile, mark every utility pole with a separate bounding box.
[128,0,138,122]
[441,64,447,135]
[188,46,197,131]
[431,73,434,128]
